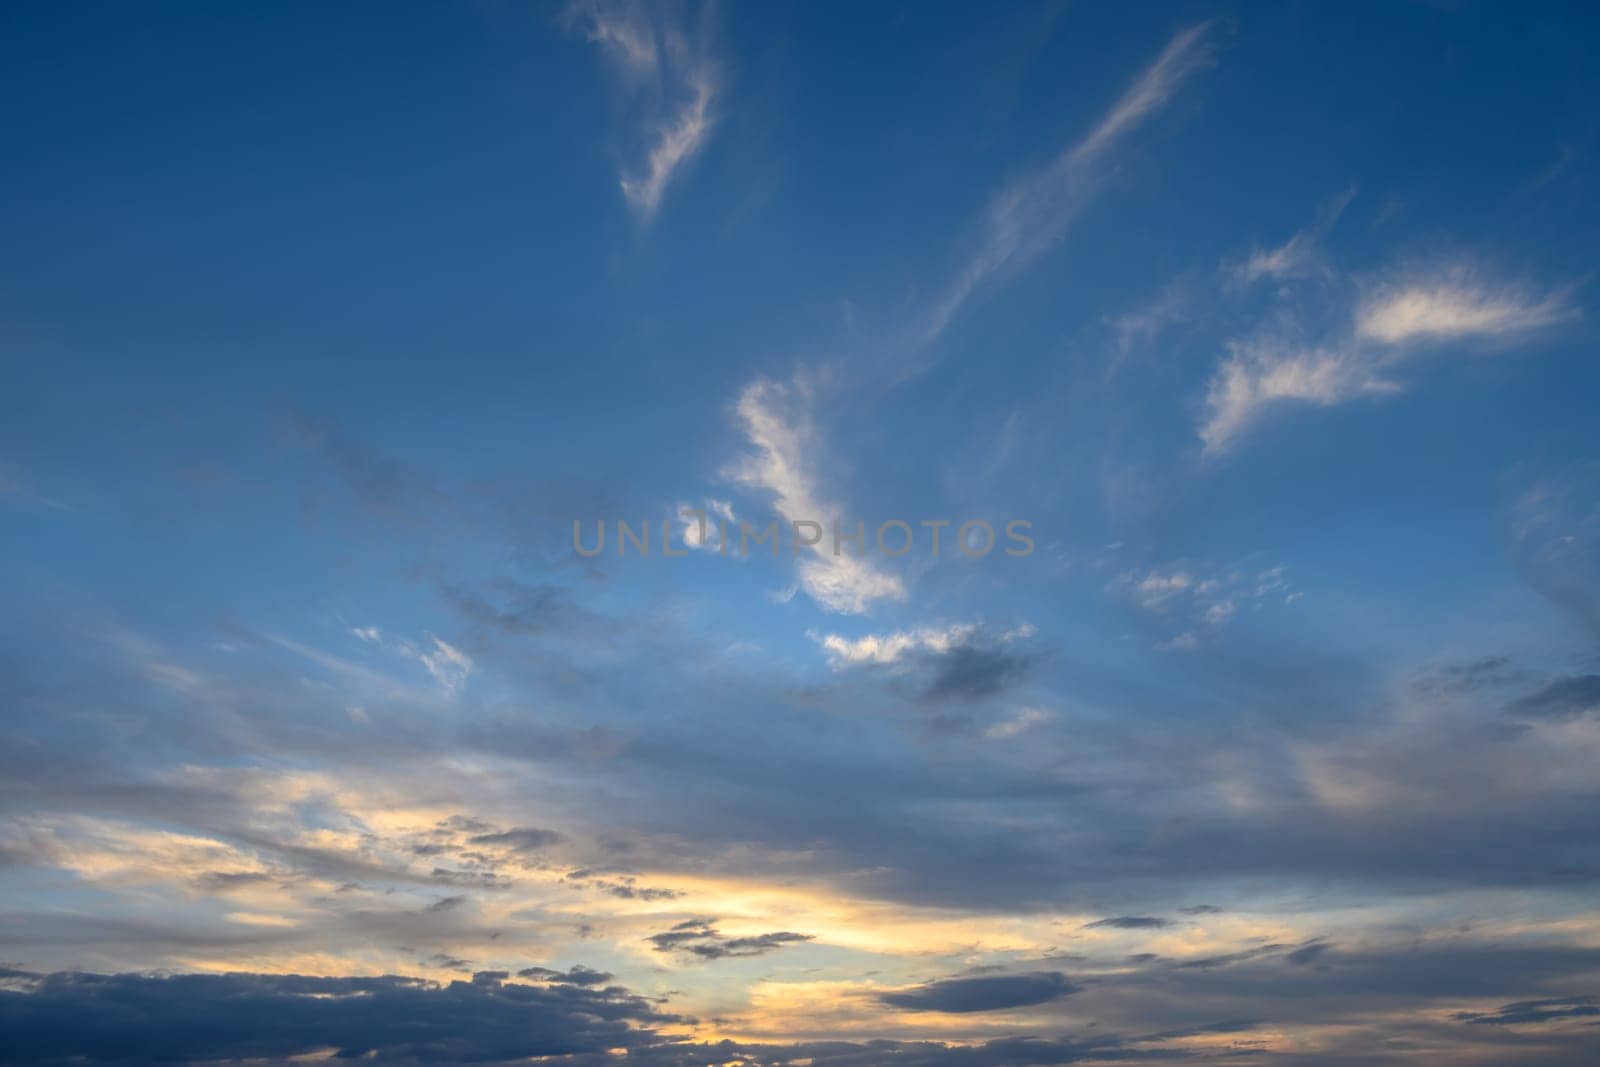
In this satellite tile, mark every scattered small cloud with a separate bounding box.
[401,636,473,693]
[985,706,1053,740]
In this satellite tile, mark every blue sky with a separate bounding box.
[3,2,1600,1064]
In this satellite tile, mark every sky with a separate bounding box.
[2,2,1600,1064]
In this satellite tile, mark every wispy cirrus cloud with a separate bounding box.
[567,0,718,220]
[914,23,1216,349]
[1200,257,1579,455]
[704,26,1218,609]
[1200,338,1395,455]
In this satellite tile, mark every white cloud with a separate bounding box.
[916,23,1215,347]
[985,706,1053,740]
[1200,340,1394,455]
[814,621,1034,668]
[677,498,736,552]
[568,0,718,221]
[351,627,382,644]
[1356,279,1576,344]
[731,376,905,614]
[1201,259,1578,455]
[1115,563,1291,647]
[814,624,978,668]
[402,636,473,693]
[1130,570,1194,609]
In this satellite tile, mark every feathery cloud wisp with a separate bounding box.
[1201,266,1577,455]
[568,0,718,220]
[1356,279,1577,344]
[915,23,1215,348]
[1200,341,1396,455]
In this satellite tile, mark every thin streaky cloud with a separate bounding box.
[913,23,1216,350]
[1228,186,1356,287]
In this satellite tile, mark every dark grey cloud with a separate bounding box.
[7,940,1600,1065]
[0,968,682,1065]
[714,1033,1131,1066]
[566,868,681,901]
[1284,940,1331,966]
[190,870,279,892]
[1415,655,1527,696]
[443,580,601,640]
[468,827,565,853]
[1507,676,1600,721]
[880,971,1078,1013]
[1173,944,1285,970]
[1454,995,1599,1026]
[428,866,506,889]
[1084,916,1170,930]
[518,964,615,986]
[285,411,449,522]
[919,645,1036,704]
[647,919,812,960]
